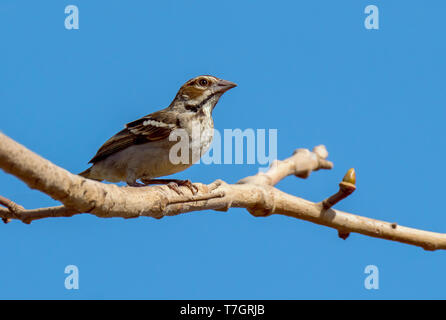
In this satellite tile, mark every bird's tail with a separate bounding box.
[78,167,102,181]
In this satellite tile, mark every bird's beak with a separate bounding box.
[215,79,237,93]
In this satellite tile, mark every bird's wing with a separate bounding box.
[88,110,178,164]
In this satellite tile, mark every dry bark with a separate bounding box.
[1,132,445,251]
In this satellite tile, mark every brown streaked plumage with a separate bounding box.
[79,75,237,191]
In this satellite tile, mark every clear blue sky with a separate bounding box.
[1,0,445,299]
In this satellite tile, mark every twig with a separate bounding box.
[0,195,24,223]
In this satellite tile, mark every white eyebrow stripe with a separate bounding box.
[142,119,175,128]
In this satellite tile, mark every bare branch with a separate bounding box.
[237,145,333,186]
[0,205,79,224]
[1,132,446,251]
[0,195,25,223]
[0,195,24,213]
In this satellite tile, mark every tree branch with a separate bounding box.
[1,132,445,251]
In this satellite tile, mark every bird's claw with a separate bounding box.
[139,178,198,195]
[167,182,183,195]
[170,180,199,195]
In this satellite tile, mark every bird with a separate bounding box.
[79,75,237,193]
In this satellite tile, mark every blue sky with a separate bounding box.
[1,0,445,299]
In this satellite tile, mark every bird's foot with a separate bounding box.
[173,180,199,195]
[127,181,146,187]
[140,178,198,195]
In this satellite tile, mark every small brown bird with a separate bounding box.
[79,75,237,193]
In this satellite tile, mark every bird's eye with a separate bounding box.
[199,79,208,86]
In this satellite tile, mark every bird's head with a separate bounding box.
[170,75,237,113]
